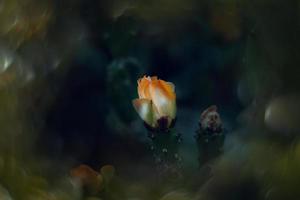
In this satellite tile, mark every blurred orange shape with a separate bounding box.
[70,164,104,193]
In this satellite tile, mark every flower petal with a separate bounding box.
[159,80,176,99]
[137,76,152,99]
[166,82,175,92]
[132,98,153,126]
[149,80,176,119]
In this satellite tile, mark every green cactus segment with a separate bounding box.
[195,130,225,165]
[148,129,182,177]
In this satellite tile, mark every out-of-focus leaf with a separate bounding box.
[100,165,115,183]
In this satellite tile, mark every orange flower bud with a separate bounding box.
[132,75,176,129]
